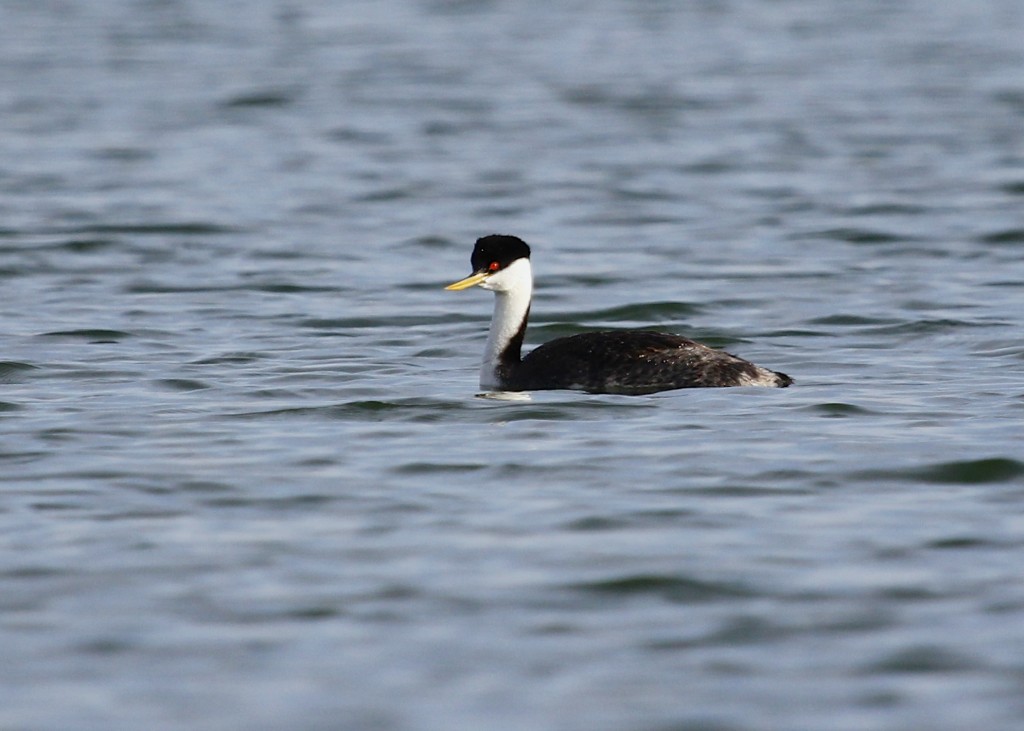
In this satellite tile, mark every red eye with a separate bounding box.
[488,261,500,272]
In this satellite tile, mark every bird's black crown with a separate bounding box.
[471,234,531,272]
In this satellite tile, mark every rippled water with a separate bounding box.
[3,1,1024,729]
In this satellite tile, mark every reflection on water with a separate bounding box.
[477,391,533,401]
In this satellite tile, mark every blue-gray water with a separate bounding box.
[2,1,1024,729]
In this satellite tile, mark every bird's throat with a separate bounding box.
[480,284,531,390]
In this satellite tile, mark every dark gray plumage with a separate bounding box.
[510,330,793,394]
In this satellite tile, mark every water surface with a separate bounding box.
[2,1,1024,729]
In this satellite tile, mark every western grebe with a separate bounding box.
[446,235,793,395]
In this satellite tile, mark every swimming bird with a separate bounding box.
[446,235,793,394]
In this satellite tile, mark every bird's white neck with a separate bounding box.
[479,258,533,390]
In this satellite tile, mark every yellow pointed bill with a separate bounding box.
[445,271,489,290]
